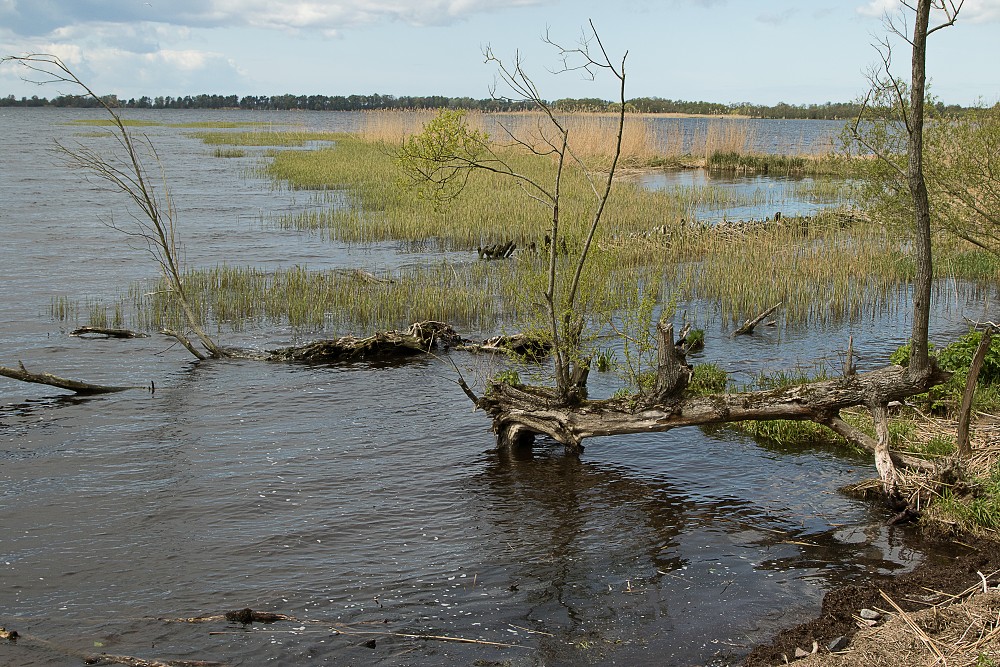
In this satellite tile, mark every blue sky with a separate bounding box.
[1,1,997,105]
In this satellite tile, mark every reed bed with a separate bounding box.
[120,255,654,337]
[354,110,768,168]
[113,119,997,339]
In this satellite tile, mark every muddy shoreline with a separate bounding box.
[744,530,1000,666]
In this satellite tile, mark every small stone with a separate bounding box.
[860,608,882,621]
[794,647,810,658]
[828,635,849,652]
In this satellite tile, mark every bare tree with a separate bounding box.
[2,53,226,360]
[398,21,627,406]
[399,19,959,504]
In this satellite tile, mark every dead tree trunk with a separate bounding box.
[648,322,692,402]
[957,325,994,458]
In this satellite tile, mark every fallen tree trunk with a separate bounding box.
[476,364,946,451]
[465,356,949,496]
[0,362,136,394]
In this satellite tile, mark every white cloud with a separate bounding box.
[0,0,547,36]
[857,0,1000,22]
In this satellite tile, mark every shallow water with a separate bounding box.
[635,169,849,224]
[0,108,991,666]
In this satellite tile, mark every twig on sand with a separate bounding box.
[879,589,947,663]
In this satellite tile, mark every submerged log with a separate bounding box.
[0,362,136,395]
[71,326,149,339]
[265,321,464,363]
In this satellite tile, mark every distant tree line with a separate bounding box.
[0,92,535,112]
[0,92,974,119]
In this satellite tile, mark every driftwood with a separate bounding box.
[463,322,949,496]
[0,362,136,394]
[733,302,781,336]
[457,333,552,360]
[265,321,463,363]
[71,326,149,339]
[477,240,516,260]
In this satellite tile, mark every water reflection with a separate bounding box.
[468,445,694,661]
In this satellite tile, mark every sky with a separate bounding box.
[1,0,998,106]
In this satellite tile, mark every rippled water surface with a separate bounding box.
[0,109,993,666]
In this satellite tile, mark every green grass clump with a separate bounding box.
[928,463,1000,535]
[50,296,77,321]
[733,366,842,446]
[892,330,1000,415]
[738,419,843,447]
[213,148,247,158]
[707,151,806,175]
[129,263,514,334]
[688,363,727,394]
[908,434,956,457]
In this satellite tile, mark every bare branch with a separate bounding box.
[2,54,226,359]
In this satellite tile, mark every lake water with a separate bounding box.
[635,170,850,224]
[0,108,992,666]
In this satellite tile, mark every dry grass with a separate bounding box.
[353,109,756,168]
[796,587,1000,667]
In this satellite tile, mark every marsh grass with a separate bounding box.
[191,130,342,147]
[707,151,849,176]
[50,296,77,321]
[256,128,1000,330]
[171,121,275,129]
[115,118,1000,341]
[129,263,504,333]
[213,148,247,158]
